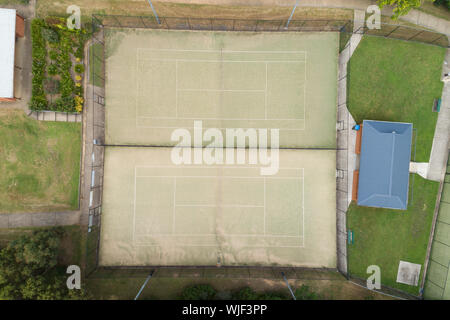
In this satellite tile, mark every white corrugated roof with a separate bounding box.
[0,8,16,98]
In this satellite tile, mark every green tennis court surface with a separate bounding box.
[99,29,338,267]
[99,148,336,267]
[104,29,338,148]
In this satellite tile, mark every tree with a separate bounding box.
[377,0,422,19]
[0,228,89,300]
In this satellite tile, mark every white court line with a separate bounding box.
[133,166,137,243]
[302,167,305,247]
[137,175,304,180]
[135,234,303,238]
[303,51,307,127]
[134,243,304,248]
[178,88,265,92]
[137,115,304,121]
[138,48,307,54]
[265,62,268,120]
[172,177,176,234]
[174,204,264,208]
[136,165,304,169]
[135,126,306,131]
[175,60,178,117]
[133,167,305,248]
[140,58,306,63]
[263,177,266,235]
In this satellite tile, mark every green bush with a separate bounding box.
[74,46,84,60]
[0,228,90,300]
[30,18,87,113]
[294,285,321,300]
[180,284,217,300]
[47,64,58,76]
[48,50,58,62]
[44,78,60,94]
[41,27,59,43]
[231,287,286,300]
[75,64,85,74]
[29,19,48,111]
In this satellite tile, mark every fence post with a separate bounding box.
[408,30,423,41]
[385,25,400,38]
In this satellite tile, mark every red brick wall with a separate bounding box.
[16,14,24,38]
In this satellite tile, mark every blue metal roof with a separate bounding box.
[357,120,413,210]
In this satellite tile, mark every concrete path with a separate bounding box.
[0,211,81,229]
[155,0,450,34]
[27,110,82,122]
[428,48,450,182]
[336,10,366,275]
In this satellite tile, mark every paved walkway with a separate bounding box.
[0,211,81,229]
[428,48,450,181]
[27,110,82,122]
[156,0,450,34]
[336,10,366,275]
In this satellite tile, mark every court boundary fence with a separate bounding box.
[91,14,448,48]
[85,27,106,276]
[84,14,447,287]
[423,150,450,299]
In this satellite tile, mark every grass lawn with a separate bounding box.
[0,110,81,213]
[35,0,352,22]
[348,36,445,162]
[347,36,445,296]
[347,175,439,295]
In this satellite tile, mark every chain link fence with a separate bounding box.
[85,26,106,276]
[92,14,448,48]
[84,13,448,281]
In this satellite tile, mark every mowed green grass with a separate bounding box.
[348,36,445,162]
[347,36,445,296]
[0,110,81,213]
[348,175,439,296]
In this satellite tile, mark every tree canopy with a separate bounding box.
[0,228,89,300]
[378,0,422,19]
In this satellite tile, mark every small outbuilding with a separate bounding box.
[0,8,25,101]
[357,120,413,210]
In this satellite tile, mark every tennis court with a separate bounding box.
[99,148,336,267]
[104,29,338,148]
[99,29,338,267]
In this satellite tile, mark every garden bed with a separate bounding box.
[30,18,89,113]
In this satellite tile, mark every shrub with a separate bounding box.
[48,50,58,62]
[74,45,84,60]
[41,27,59,43]
[180,284,216,300]
[294,285,321,300]
[29,19,48,111]
[44,78,60,94]
[74,64,85,74]
[231,287,286,300]
[47,64,58,76]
